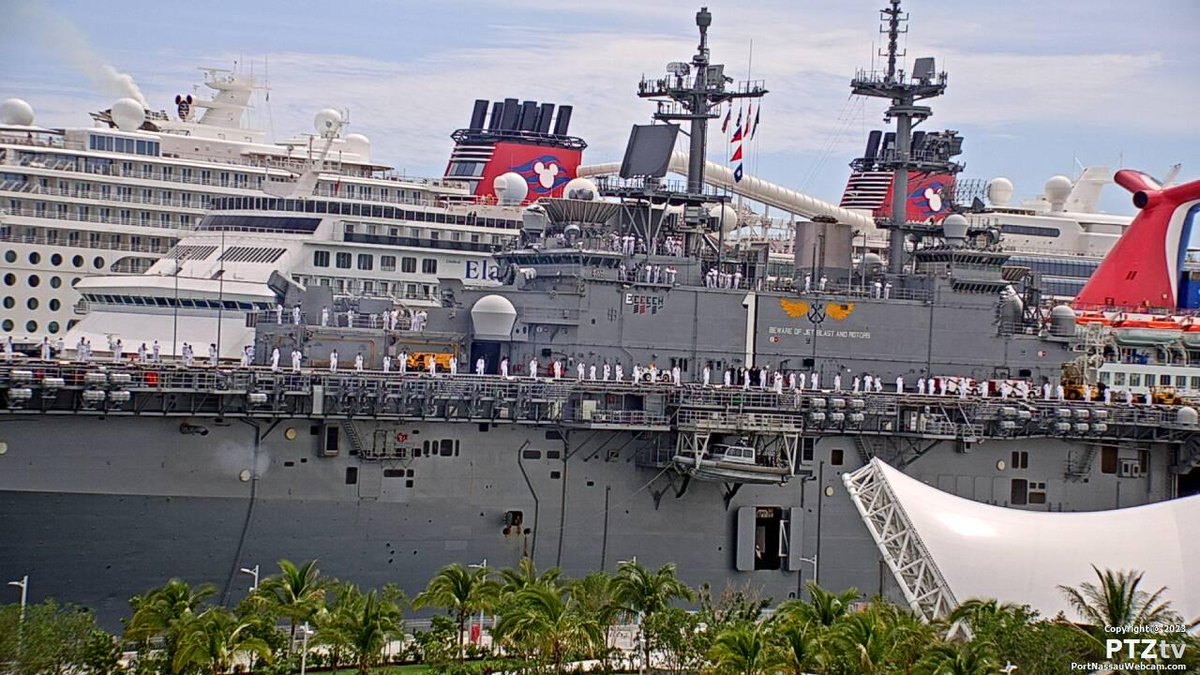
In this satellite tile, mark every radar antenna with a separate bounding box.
[851,0,951,273]
[637,7,766,195]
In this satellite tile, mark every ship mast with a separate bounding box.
[851,0,948,274]
[637,7,766,195]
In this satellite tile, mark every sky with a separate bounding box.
[1,0,1196,216]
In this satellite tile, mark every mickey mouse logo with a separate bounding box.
[174,94,194,122]
[533,161,560,189]
[923,187,943,213]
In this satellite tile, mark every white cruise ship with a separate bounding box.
[0,67,446,349]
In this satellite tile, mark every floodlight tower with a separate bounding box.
[637,7,766,196]
[851,0,949,273]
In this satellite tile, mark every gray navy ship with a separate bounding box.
[3,3,1199,628]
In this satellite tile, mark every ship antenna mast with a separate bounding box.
[851,0,948,274]
[637,7,766,196]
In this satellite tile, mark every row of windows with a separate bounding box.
[312,250,437,274]
[80,293,273,311]
[210,196,521,230]
[4,273,80,288]
[1,319,63,334]
[1100,370,1200,389]
[1000,224,1061,238]
[1008,256,1099,278]
[7,196,198,230]
[4,296,64,311]
[197,215,321,233]
[88,134,161,157]
[2,248,117,270]
[296,275,436,300]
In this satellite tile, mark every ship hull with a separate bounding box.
[0,414,1178,628]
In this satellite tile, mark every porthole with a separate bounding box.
[71,277,80,287]
[49,299,60,311]
[50,253,62,266]
[72,255,83,268]
[2,297,12,309]
[48,321,60,334]
[50,276,61,289]
[28,251,40,264]
[4,251,14,263]
[1,319,12,331]
[25,320,37,333]
[27,274,40,288]
[3,273,14,286]
[26,298,38,310]
[93,256,105,270]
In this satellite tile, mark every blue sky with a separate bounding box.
[2,0,1196,215]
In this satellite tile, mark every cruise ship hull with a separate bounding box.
[0,411,1176,628]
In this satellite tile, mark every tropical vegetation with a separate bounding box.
[1,560,1197,675]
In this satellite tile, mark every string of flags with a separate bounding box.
[722,102,760,183]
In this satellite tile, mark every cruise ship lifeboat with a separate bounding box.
[1111,318,1183,346]
[1074,312,1112,327]
[672,444,792,484]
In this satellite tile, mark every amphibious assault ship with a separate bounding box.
[2,4,1199,628]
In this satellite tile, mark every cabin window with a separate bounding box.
[381,255,396,271]
[313,250,330,268]
[1129,373,1141,387]
[1011,451,1029,469]
[357,254,373,271]
[335,252,351,269]
[830,448,844,466]
[1191,377,1200,390]
[1113,372,1126,386]
[1160,375,1172,386]
[800,438,815,463]
[1099,372,1110,384]
[401,257,417,274]
[1028,482,1047,505]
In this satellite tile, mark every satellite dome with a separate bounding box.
[494,172,529,205]
[471,294,518,340]
[314,108,343,136]
[708,203,738,232]
[343,133,370,158]
[986,177,1013,207]
[942,213,969,245]
[860,252,884,278]
[1176,407,1199,427]
[563,177,598,201]
[0,98,34,126]
[1044,175,1072,211]
[1049,304,1077,338]
[111,98,145,132]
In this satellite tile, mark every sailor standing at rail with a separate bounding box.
[450,355,459,376]
[703,364,711,387]
[292,349,302,373]
[863,374,873,392]
[788,371,797,391]
[428,356,437,376]
[1056,383,1065,400]
[804,273,811,292]
[819,275,827,291]
[917,377,926,395]
[271,347,280,372]
[589,364,597,380]
[833,373,842,391]
[399,351,409,375]
[603,362,612,381]
[321,306,329,327]
[74,337,85,362]
[811,372,819,390]
[476,357,486,376]
[500,356,509,379]
[240,347,251,368]
[293,305,302,325]
[110,339,122,364]
[742,369,751,390]
[552,360,562,379]
[3,335,12,362]
[182,343,192,367]
[275,304,284,324]
[872,280,882,299]
[346,308,356,328]
[152,340,161,364]
[633,364,643,383]
[134,343,145,364]
[329,349,339,373]
[1104,388,1112,404]
[1082,384,1092,402]
[1124,389,1133,404]
[895,376,904,394]
[39,337,50,361]
[884,281,892,300]
[529,357,538,381]
[773,371,784,394]
[206,343,216,367]
[383,354,392,374]
[672,365,681,386]
[577,362,585,380]
[355,352,364,373]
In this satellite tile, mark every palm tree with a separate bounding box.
[610,560,694,674]
[260,559,327,653]
[494,585,602,674]
[946,599,1027,633]
[775,581,860,628]
[414,563,498,662]
[1058,566,1181,634]
[916,641,998,675]
[499,557,563,596]
[343,587,404,675]
[568,572,620,672]
[707,622,784,675]
[768,616,821,675]
[313,583,357,675]
[125,579,217,669]
[172,608,272,675]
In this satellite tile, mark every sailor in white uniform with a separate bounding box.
[500,357,509,379]
[450,355,459,376]
[895,376,904,394]
[383,355,392,373]
[355,352,364,373]
[577,362,585,380]
[476,357,486,376]
[703,365,711,387]
[552,360,562,379]
[291,349,302,373]
[399,351,409,375]
[529,358,538,381]
[614,364,624,381]
[329,350,339,373]
[152,340,161,363]
[271,347,280,372]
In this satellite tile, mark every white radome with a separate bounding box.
[314,108,343,136]
[494,172,529,205]
[1044,175,1073,204]
[708,203,738,232]
[0,98,35,126]
[563,177,598,201]
[111,98,145,132]
[986,177,1014,207]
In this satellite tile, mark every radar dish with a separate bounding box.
[619,124,680,179]
[563,177,598,201]
[986,177,1013,207]
[111,98,145,131]
[0,98,34,126]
